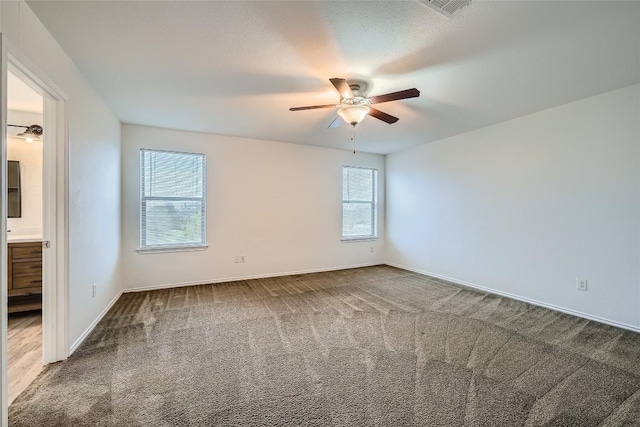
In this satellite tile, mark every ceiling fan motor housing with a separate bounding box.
[342,81,370,105]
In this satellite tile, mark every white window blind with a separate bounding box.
[342,166,377,239]
[140,149,206,249]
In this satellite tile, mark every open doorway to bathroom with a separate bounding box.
[6,70,44,405]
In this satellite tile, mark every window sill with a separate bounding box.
[136,244,208,254]
[341,236,379,243]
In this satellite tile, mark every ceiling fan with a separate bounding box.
[289,78,420,129]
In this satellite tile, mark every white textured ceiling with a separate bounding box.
[26,1,640,154]
[8,71,42,114]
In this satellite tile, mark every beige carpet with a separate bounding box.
[9,265,640,426]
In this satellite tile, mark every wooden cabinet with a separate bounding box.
[8,241,42,313]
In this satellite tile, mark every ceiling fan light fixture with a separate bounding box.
[10,124,43,142]
[337,105,370,126]
[16,132,41,143]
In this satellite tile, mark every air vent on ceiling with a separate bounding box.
[420,0,472,17]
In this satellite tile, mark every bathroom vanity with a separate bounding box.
[7,239,42,313]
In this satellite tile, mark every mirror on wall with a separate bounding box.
[7,160,21,218]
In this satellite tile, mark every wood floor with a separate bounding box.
[7,311,42,405]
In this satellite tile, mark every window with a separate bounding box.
[342,166,377,239]
[140,149,206,250]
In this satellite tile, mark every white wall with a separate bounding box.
[1,1,122,347]
[122,124,384,290]
[6,110,42,237]
[386,84,640,329]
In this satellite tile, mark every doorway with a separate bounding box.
[5,70,44,404]
[1,48,68,418]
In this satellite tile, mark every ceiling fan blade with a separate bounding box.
[289,104,336,111]
[327,117,342,129]
[329,78,354,99]
[368,88,420,105]
[368,108,399,124]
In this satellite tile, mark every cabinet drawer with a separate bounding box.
[12,260,42,276]
[10,274,42,291]
[12,245,42,260]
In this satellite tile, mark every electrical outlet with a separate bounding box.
[370,247,374,253]
[240,255,246,263]
[576,279,588,291]
[92,283,97,298]
[234,256,240,263]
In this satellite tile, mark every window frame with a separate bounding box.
[138,148,207,253]
[341,166,378,241]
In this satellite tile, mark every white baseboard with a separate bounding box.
[69,290,123,355]
[124,263,383,293]
[385,262,640,334]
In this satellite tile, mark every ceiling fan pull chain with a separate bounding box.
[351,125,356,153]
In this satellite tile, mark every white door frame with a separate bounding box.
[0,35,69,425]
[1,34,8,427]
